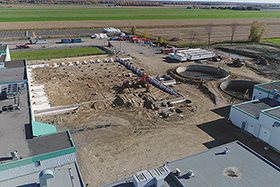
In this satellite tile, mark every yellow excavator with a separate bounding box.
[233,59,245,67]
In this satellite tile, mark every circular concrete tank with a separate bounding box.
[219,80,260,100]
[176,65,230,81]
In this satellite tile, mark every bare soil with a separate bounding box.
[33,42,280,187]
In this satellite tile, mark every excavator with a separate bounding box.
[233,59,245,67]
[135,74,149,88]
[121,75,150,92]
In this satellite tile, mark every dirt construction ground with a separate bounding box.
[30,39,280,186]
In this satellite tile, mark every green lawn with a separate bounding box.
[265,38,280,44]
[1,8,280,22]
[11,47,105,61]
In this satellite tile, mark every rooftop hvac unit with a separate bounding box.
[133,166,170,187]
[10,150,18,159]
[39,169,54,187]
[273,89,278,99]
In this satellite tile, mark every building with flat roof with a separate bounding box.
[0,44,11,62]
[0,59,85,186]
[229,80,280,151]
[252,80,280,101]
[101,141,280,187]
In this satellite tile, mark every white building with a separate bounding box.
[229,80,280,151]
[168,48,215,62]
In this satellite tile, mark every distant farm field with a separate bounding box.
[11,47,105,60]
[265,38,280,44]
[1,8,280,22]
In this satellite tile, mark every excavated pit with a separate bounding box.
[220,80,260,100]
[176,65,230,81]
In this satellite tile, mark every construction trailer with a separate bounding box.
[169,48,215,62]
[229,80,280,151]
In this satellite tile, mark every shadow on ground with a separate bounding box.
[211,105,231,118]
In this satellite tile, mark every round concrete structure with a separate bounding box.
[176,65,230,81]
[219,80,260,100]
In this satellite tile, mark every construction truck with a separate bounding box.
[28,32,47,44]
[16,44,30,49]
[212,55,222,62]
[233,59,245,67]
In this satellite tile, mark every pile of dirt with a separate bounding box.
[114,94,144,108]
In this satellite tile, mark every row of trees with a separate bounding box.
[130,20,267,46]
[201,21,266,47]
[3,0,279,7]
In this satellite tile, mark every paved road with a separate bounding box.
[0,29,102,39]
[4,37,110,52]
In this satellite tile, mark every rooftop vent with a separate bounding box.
[187,170,195,178]
[173,168,181,177]
[223,146,229,154]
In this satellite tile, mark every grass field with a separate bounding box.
[11,47,105,60]
[1,8,280,22]
[265,38,280,44]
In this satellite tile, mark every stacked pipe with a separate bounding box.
[118,58,177,95]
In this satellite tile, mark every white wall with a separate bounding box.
[252,87,280,102]
[229,106,260,137]
[259,112,280,151]
[252,89,268,100]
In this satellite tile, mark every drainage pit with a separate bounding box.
[176,65,230,81]
[220,80,259,100]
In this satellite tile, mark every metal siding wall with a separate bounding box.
[0,153,76,182]
[259,113,280,151]
[229,106,259,136]
[252,89,266,100]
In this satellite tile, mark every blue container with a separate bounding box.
[61,39,71,43]
[71,38,82,43]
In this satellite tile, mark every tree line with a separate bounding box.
[130,20,267,46]
[2,0,279,7]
